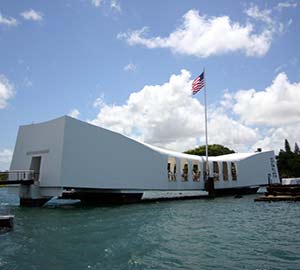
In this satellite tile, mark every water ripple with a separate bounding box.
[1,189,300,270]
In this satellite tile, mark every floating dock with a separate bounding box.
[255,184,300,202]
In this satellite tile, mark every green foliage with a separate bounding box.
[0,171,8,181]
[185,144,235,157]
[277,139,300,178]
[294,143,300,155]
[284,139,291,153]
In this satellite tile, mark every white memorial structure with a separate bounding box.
[8,116,280,205]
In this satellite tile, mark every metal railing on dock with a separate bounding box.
[0,170,38,185]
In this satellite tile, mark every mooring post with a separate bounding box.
[205,176,215,198]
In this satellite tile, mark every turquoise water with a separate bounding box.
[1,188,300,270]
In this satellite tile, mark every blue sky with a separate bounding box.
[0,0,300,170]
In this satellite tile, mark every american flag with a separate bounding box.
[192,71,205,95]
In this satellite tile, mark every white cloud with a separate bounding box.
[91,0,121,12]
[220,90,234,109]
[232,72,300,126]
[218,73,300,153]
[0,75,14,109]
[123,63,137,72]
[275,2,298,11]
[110,0,121,12]
[209,110,259,152]
[90,70,204,151]
[252,124,300,153]
[87,70,300,153]
[245,5,273,24]
[89,70,261,152]
[118,9,275,58]
[20,9,43,21]
[0,13,17,26]
[91,69,300,154]
[0,149,13,171]
[91,0,102,7]
[93,95,105,109]
[68,109,80,119]
[245,4,292,34]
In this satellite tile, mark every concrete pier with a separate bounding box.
[19,182,51,207]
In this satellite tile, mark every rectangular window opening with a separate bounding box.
[222,162,228,181]
[167,157,177,181]
[181,159,189,182]
[192,163,200,182]
[213,161,219,181]
[231,162,237,181]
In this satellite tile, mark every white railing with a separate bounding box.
[0,170,38,182]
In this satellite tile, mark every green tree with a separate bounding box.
[285,139,292,153]
[294,143,300,154]
[185,144,235,157]
[277,139,300,178]
[0,171,8,181]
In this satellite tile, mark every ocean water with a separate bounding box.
[0,188,300,270]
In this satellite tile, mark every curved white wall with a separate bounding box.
[9,116,280,195]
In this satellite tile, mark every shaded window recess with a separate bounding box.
[192,164,200,182]
[181,160,189,182]
[167,157,177,181]
[231,162,237,181]
[213,161,219,181]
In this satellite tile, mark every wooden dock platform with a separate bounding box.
[255,184,300,202]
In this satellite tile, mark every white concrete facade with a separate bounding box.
[9,116,280,197]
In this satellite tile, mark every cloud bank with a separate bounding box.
[118,8,276,58]
[232,72,300,126]
[89,70,262,152]
[89,70,300,153]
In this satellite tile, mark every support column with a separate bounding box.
[205,176,215,198]
[19,182,52,207]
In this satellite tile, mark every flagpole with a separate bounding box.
[203,68,209,181]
